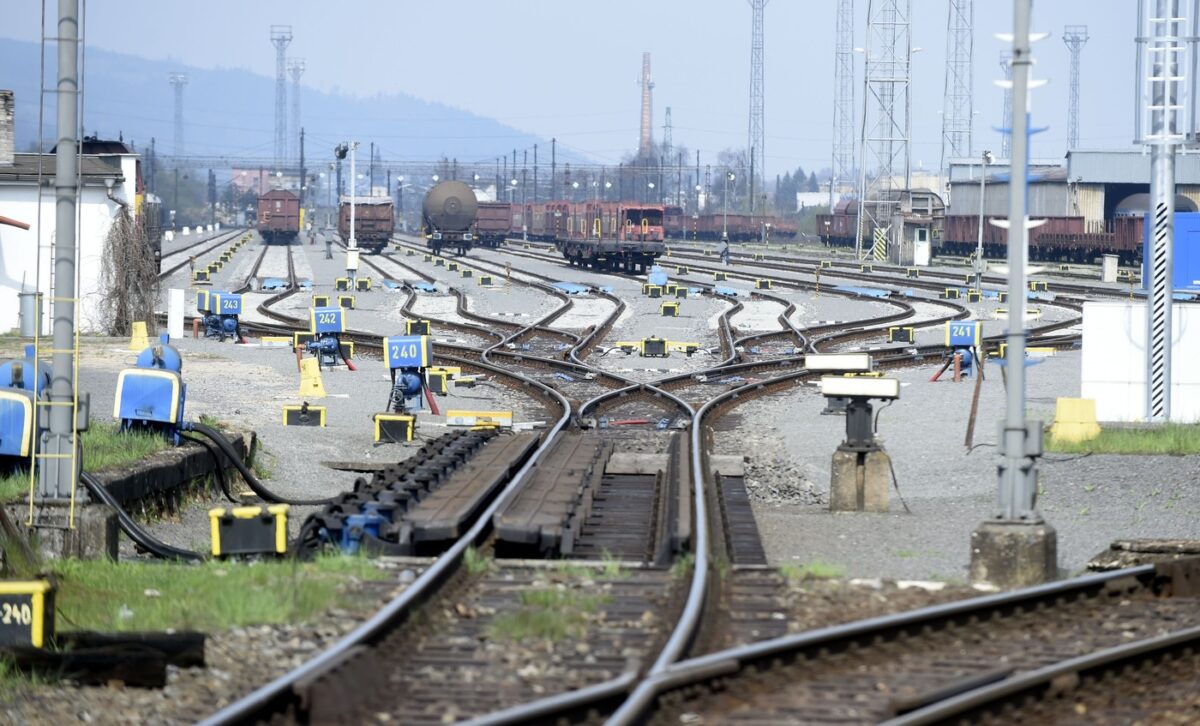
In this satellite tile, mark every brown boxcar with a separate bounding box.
[942,214,1144,263]
[339,196,395,253]
[474,201,512,247]
[257,189,301,243]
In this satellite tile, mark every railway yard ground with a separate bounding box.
[2,229,1198,725]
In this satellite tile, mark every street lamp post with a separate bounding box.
[723,172,735,239]
[974,151,995,295]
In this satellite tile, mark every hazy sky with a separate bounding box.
[3,1,1136,175]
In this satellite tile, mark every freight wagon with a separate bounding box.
[474,202,512,248]
[338,196,395,254]
[549,202,666,272]
[257,189,302,244]
[663,210,799,242]
[941,215,1144,264]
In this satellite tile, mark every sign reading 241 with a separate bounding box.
[946,320,981,348]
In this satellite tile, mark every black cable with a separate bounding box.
[180,433,239,503]
[187,421,334,506]
[80,471,205,562]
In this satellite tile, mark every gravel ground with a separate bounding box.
[716,349,1200,581]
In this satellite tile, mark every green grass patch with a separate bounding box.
[1047,424,1200,456]
[780,560,845,582]
[0,471,29,502]
[0,423,172,503]
[46,555,388,633]
[488,588,611,643]
[81,421,171,472]
[464,546,491,575]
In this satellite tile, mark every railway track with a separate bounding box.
[200,233,1141,725]
[156,227,245,280]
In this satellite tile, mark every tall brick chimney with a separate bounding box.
[0,90,13,167]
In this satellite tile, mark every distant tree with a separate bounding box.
[807,172,819,193]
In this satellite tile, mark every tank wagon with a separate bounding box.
[423,181,478,256]
[338,197,395,254]
[257,189,302,244]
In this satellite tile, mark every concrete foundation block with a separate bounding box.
[970,520,1058,589]
[829,450,861,511]
[862,450,891,513]
[14,504,119,561]
[829,449,892,512]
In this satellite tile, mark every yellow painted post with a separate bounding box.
[1049,398,1101,443]
[129,321,150,351]
[298,358,327,398]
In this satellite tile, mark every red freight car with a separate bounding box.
[474,201,512,248]
[338,196,395,253]
[942,215,1144,264]
[257,189,301,244]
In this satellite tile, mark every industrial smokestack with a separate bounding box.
[639,52,653,160]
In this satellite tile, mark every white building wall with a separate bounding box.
[0,184,124,334]
[1081,301,1200,422]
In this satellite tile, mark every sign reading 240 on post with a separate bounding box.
[384,334,431,370]
[945,320,982,348]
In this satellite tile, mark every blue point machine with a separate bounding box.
[384,334,432,413]
[0,345,51,467]
[197,290,244,342]
[114,333,187,444]
[307,306,352,369]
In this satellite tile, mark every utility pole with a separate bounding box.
[369,142,375,193]
[38,0,82,506]
[1062,25,1089,151]
[208,169,216,225]
[551,138,556,200]
[855,0,913,261]
[941,0,974,185]
[298,127,306,205]
[748,0,767,211]
[270,25,292,171]
[831,0,855,210]
[148,137,157,195]
[663,107,674,202]
[168,72,187,157]
[533,143,538,204]
[970,0,1056,588]
[1136,0,1196,421]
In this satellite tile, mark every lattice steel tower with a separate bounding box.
[940,0,973,177]
[854,0,913,259]
[999,51,1013,158]
[287,58,305,164]
[638,52,654,160]
[1063,25,1089,150]
[748,0,767,210]
[168,73,187,156]
[270,25,292,170]
[831,0,855,209]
